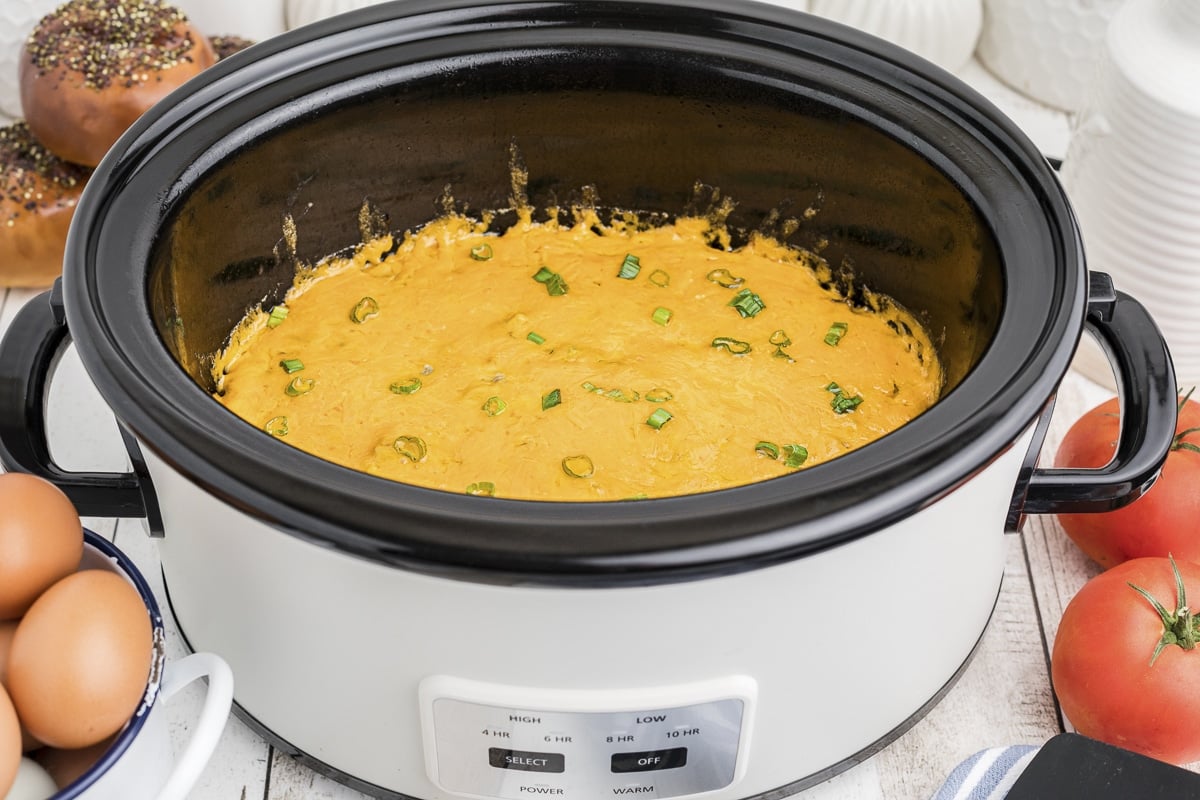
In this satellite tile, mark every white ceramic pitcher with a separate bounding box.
[976,0,1123,112]
[0,0,60,120]
[808,0,983,73]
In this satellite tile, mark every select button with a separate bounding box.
[489,748,566,773]
[611,747,688,773]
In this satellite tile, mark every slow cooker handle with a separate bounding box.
[0,286,149,517]
[1022,272,1177,514]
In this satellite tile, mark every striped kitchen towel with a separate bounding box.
[930,746,1041,800]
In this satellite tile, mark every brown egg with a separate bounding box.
[0,473,83,620]
[7,570,152,749]
[0,621,40,753]
[0,684,20,797]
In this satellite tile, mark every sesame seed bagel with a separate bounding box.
[18,0,215,167]
[209,35,255,62]
[0,122,91,287]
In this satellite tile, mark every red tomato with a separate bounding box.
[1055,391,1200,569]
[1052,557,1200,765]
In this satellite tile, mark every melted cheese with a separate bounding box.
[212,210,942,501]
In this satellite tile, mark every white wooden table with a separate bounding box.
[0,61,1180,800]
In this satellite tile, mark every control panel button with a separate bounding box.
[421,675,756,799]
[489,748,566,773]
[611,748,689,773]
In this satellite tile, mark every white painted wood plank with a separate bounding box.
[44,344,129,474]
[267,752,376,800]
[0,286,38,332]
[799,759,884,799]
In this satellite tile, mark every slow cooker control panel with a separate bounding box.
[419,675,756,799]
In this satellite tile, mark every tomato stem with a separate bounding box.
[1172,389,1199,452]
[1128,555,1200,665]
[1174,427,1200,454]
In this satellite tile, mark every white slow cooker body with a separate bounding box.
[140,422,1034,799]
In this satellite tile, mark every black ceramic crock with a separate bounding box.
[0,0,1178,586]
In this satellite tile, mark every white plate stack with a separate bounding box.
[1060,0,1200,391]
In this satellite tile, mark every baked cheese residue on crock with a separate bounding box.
[211,208,943,501]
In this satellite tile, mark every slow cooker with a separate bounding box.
[0,1,1179,798]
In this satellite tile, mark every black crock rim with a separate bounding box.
[63,0,1084,586]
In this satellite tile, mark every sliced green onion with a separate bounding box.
[469,243,494,261]
[542,389,562,410]
[393,435,427,462]
[728,288,765,318]
[465,481,496,496]
[651,307,673,326]
[769,329,793,359]
[832,393,864,414]
[581,382,639,402]
[350,296,380,323]
[646,408,673,430]
[527,331,546,345]
[623,493,649,500]
[782,444,809,468]
[824,322,849,347]
[706,269,744,289]
[263,416,288,436]
[712,336,752,355]
[645,388,673,403]
[755,441,780,460]
[649,269,670,287]
[826,381,864,413]
[390,378,422,395]
[285,376,315,396]
[483,396,507,416]
[562,455,595,478]
[617,253,641,279]
[267,305,289,327]
[279,358,304,373]
[532,266,569,296]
